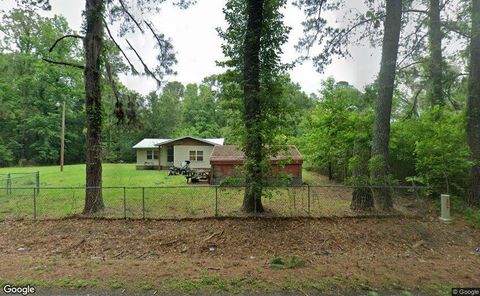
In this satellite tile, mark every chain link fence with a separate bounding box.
[0,172,40,195]
[0,185,430,220]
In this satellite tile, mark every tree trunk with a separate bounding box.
[351,148,374,211]
[370,0,402,211]
[467,0,480,207]
[428,0,444,106]
[83,0,105,214]
[242,0,265,213]
[351,186,374,211]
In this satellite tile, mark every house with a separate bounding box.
[132,136,225,170]
[209,145,303,185]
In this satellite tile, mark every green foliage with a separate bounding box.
[177,82,221,138]
[218,0,290,76]
[299,77,473,200]
[0,8,85,166]
[0,144,13,166]
[298,78,372,181]
[463,207,480,227]
[390,107,472,196]
[219,176,245,187]
[219,0,294,200]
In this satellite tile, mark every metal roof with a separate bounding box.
[132,139,170,149]
[132,137,225,149]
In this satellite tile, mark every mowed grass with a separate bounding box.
[0,163,186,187]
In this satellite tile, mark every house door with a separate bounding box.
[167,146,174,165]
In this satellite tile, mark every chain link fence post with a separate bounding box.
[36,171,40,195]
[123,187,127,219]
[307,185,311,217]
[33,188,37,220]
[142,187,146,219]
[254,187,257,214]
[7,173,11,195]
[215,186,218,217]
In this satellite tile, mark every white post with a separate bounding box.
[440,194,452,223]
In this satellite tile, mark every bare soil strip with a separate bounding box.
[0,217,478,295]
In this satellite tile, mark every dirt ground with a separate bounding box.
[0,217,479,295]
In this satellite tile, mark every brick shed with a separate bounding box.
[209,145,304,185]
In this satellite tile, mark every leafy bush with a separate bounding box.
[298,78,367,181]
[391,108,472,197]
[219,176,245,187]
[463,208,480,227]
[0,144,13,166]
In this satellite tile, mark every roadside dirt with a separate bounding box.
[0,217,478,294]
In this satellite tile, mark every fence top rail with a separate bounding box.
[0,175,38,181]
[0,172,38,175]
[0,184,425,190]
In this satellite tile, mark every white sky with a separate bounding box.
[1,0,382,95]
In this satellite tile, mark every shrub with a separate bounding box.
[391,107,472,197]
[0,144,13,166]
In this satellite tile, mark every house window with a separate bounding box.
[197,151,204,161]
[167,146,174,162]
[147,150,159,160]
[189,150,204,161]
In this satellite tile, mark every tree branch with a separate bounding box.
[118,0,145,33]
[144,20,162,47]
[49,34,84,52]
[441,21,469,38]
[103,19,139,74]
[42,58,85,69]
[408,87,423,118]
[397,32,428,67]
[126,39,162,86]
[304,0,327,49]
[105,60,121,102]
[144,20,169,59]
[324,14,385,55]
[397,60,424,72]
[403,9,428,14]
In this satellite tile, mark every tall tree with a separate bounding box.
[220,0,289,213]
[83,0,105,213]
[428,0,444,106]
[467,0,480,207]
[242,0,265,212]
[370,0,403,211]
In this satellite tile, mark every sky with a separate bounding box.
[1,0,382,96]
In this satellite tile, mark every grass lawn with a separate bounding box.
[0,163,186,187]
[0,163,335,188]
